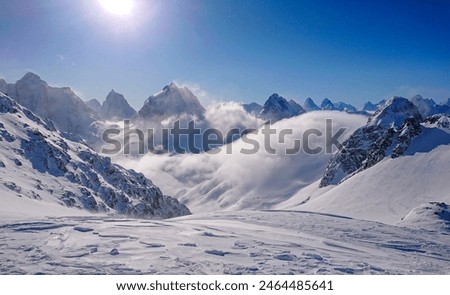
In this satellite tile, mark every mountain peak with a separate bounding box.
[320,98,335,110]
[102,90,136,121]
[17,72,46,85]
[163,82,179,92]
[259,93,303,121]
[138,83,205,120]
[303,97,320,111]
[368,96,421,129]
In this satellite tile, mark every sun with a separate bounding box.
[99,0,134,16]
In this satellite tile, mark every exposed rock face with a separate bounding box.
[101,90,137,121]
[320,97,423,187]
[258,93,305,122]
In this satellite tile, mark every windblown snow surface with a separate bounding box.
[2,209,450,274]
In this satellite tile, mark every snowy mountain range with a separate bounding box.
[1,72,450,274]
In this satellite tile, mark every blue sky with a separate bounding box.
[1,0,449,108]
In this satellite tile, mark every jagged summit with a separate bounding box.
[101,89,136,121]
[258,93,304,122]
[320,97,424,187]
[138,82,206,120]
[303,97,320,111]
[368,97,422,129]
[320,98,335,110]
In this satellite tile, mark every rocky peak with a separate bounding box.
[320,97,423,187]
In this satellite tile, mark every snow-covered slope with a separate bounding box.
[333,101,357,113]
[0,92,190,219]
[101,90,136,121]
[258,93,305,122]
[2,73,101,142]
[320,97,423,187]
[1,210,449,274]
[278,111,450,225]
[138,82,206,121]
[361,101,378,112]
[399,202,450,233]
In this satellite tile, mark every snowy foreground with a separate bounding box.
[1,210,449,275]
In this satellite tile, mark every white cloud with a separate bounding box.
[204,101,264,135]
[115,111,367,213]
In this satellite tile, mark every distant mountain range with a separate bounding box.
[1,71,450,229]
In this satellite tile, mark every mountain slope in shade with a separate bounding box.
[242,102,263,115]
[2,210,449,274]
[258,93,305,122]
[320,98,336,110]
[1,73,101,143]
[303,97,321,111]
[85,99,102,115]
[138,82,206,121]
[444,98,450,107]
[101,90,136,121]
[0,92,190,218]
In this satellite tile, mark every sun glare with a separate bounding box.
[99,0,134,16]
